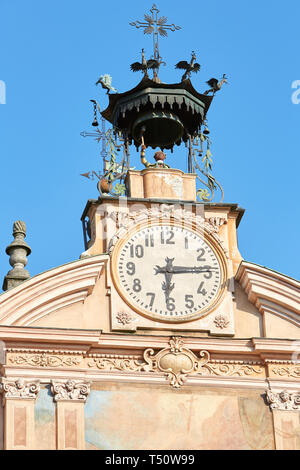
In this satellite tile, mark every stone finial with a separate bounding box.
[2,221,31,291]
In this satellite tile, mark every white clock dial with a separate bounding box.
[113,224,225,322]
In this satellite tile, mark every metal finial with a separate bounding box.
[2,221,31,291]
[130,4,181,63]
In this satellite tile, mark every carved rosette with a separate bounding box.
[0,378,40,400]
[214,314,230,329]
[107,206,229,259]
[266,389,300,411]
[51,380,91,402]
[116,311,133,326]
[143,337,210,389]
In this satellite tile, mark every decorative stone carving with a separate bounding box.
[270,365,300,379]
[107,207,229,258]
[143,337,210,388]
[2,221,31,291]
[214,314,230,329]
[199,361,263,377]
[206,217,227,233]
[51,380,90,402]
[266,389,300,411]
[7,351,83,368]
[0,378,40,400]
[88,355,144,372]
[116,311,133,326]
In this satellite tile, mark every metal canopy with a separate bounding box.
[101,76,213,149]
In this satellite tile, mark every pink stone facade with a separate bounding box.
[0,181,299,450]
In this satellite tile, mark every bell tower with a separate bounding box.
[80,4,243,337]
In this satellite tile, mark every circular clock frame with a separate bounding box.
[110,219,228,324]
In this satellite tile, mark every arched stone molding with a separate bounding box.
[236,262,300,333]
[0,255,108,327]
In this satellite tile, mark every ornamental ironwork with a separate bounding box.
[80,4,226,203]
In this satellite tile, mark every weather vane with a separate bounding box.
[130,4,181,63]
[80,100,108,175]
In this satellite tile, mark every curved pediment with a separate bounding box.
[0,255,108,327]
[236,262,300,337]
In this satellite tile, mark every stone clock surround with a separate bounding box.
[79,197,242,335]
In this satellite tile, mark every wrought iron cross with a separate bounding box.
[130,4,181,62]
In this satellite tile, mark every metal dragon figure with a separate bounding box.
[204,74,228,95]
[130,49,160,77]
[175,51,201,81]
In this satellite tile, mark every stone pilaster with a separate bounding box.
[51,380,90,450]
[266,389,300,450]
[0,378,40,450]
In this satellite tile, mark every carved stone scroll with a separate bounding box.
[266,389,300,411]
[0,378,40,400]
[51,380,90,402]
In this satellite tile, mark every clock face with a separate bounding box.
[112,224,226,323]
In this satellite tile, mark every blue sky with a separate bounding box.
[0,0,299,286]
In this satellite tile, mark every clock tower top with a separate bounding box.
[81,4,226,205]
[79,4,243,335]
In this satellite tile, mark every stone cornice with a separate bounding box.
[0,328,298,357]
[0,326,101,346]
[0,333,299,390]
[236,261,300,326]
[0,255,108,327]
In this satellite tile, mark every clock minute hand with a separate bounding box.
[171,266,216,274]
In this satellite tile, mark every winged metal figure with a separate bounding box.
[204,74,228,95]
[130,49,160,76]
[95,74,118,94]
[175,51,201,82]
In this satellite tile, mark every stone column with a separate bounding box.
[0,378,40,450]
[51,379,90,450]
[266,389,300,450]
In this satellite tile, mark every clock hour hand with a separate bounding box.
[154,258,175,302]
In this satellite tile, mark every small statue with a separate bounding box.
[175,51,201,82]
[130,49,160,78]
[141,145,170,169]
[95,74,118,94]
[204,74,228,95]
